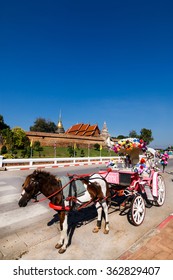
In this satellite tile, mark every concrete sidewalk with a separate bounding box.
[118,214,173,260]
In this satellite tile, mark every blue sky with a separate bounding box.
[0,0,173,148]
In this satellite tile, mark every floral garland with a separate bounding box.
[112,138,147,153]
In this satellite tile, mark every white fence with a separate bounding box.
[0,155,124,171]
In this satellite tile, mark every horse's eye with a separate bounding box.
[31,181,37,186]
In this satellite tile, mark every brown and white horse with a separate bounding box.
[18,170,111,253]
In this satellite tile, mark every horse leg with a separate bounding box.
[102,201,109,234]
[55,211,68,254]
[92,202,102,233]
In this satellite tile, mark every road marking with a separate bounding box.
[0,193,20,205]
[0,185,16,192]
[0,203,50,228]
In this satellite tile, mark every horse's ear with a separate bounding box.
[33,170,38,175]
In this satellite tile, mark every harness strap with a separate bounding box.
[68,176,77,209]
[33,173,111,209]
[34,177,75,203]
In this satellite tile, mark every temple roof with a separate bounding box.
[65,123,100,136]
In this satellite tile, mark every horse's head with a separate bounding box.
[18,170,41,207]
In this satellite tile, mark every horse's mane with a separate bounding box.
[33,170,57,181]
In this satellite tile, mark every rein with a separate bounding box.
[33,177,75,203]
[33,173,96,203]
[32,171,111,211]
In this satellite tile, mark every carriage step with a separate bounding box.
[144,185,154,201]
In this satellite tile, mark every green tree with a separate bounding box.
[2,127,30,155]
[0,115,10,131]
[1,128,13,151]
[139,128,154,145]
[80,149,85,157]
[0,115,10,147]
[116,135,127,139]
[67,145,73,157]
[1,145,7,155]
[33,141,43,157]
[12,127,30,149]
[129,130,139,138]
[94,143,100,151]
[30,118,57,133]
[21,146,31,158]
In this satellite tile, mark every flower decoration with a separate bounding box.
[160,152,169,166]
[134,157,149,175]
[112,138,147,153]
[140,157,146,164]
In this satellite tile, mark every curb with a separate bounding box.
[157,213,173,230]
[0,167,7,171]
[6,161,106,171]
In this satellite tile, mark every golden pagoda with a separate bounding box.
[56,111,65,133]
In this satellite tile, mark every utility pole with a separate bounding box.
[54,142,57,158]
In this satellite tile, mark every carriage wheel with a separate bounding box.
[155,175,166,206]
[129,194,145,226]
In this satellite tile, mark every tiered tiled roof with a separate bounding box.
[65,123,100,137]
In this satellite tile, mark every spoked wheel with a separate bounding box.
[155,175,166,206]
[128,194,146,226]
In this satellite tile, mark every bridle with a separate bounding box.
[21,178,41,202]
[22,176,76,203]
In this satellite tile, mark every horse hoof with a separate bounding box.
[92,227,100,233]
[59,248,66,254]
[104,229,109,234]
[55,243,63,249]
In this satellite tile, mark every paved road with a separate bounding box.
[0,162,173,260]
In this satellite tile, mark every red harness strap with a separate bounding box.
[49,202,71,211]
[49,196,94,212]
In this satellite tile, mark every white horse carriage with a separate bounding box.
[18,137,166,253]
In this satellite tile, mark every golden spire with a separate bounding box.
[56,110,65,133]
